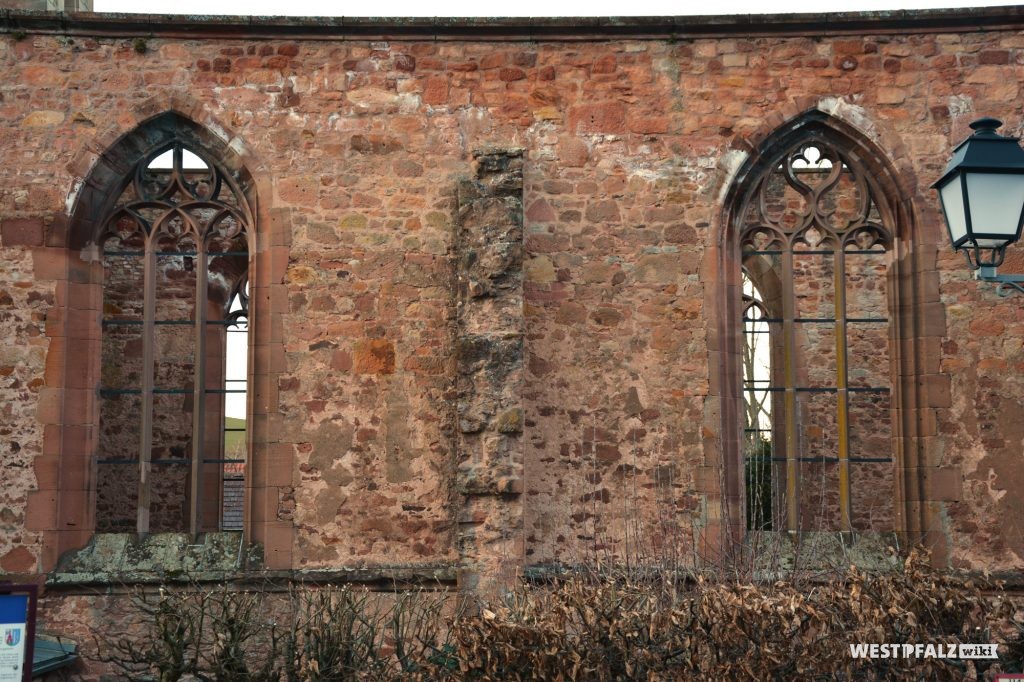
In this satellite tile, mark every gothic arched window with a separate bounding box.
[96,141,253,535]
[737,136,896,533]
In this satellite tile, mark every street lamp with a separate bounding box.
[933,117,1024,296]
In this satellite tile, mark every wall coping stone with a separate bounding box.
[3,6,1024,41]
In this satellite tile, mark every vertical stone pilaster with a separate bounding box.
[454,148,525,593]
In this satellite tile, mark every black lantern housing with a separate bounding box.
[932,117,1024,268]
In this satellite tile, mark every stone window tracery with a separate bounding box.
[96,141,252,535]
[737,137,896,533]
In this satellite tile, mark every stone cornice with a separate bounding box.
[2,6,1024,42]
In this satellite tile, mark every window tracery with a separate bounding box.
[738,138,895,533]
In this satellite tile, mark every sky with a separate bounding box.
[95,0,1019,17]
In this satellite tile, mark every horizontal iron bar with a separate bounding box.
[745,455,894,464]
[742,385,890,393]
[103,251,249,257]
[744,318,833,323]
[99,388,192,395]
[223,428,247,432]
[98,458,190,465]
[201,458,246,464]
[104,319,245,326]
[744,317,888,323]
[205,389,247,394]
[742,249,886,257]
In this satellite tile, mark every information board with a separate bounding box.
[0,594,28,682]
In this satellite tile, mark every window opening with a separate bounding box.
[96,142,252,535]
[739,140,894,533]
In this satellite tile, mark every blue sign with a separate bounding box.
[0,597,26,627]
[0,594,28,682]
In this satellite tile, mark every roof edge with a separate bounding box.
[2,5,1024,41]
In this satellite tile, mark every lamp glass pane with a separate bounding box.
[939,175,968,245]
[965,172,1024,245]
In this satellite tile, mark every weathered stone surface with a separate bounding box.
[51,532,259,584]
[456,149,525,592]
[0,13,1023,668]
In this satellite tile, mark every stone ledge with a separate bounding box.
[3,7,1024,41]
[47,565,459,591]
[47,532,257,587]
[47,532,459,591]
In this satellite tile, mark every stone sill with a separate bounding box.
[523,532,903,583]
[525,533,1024,589]
[3,6,1024,41]
[47,566,460,591]
[745,530,903,575]
[47,532,457,591]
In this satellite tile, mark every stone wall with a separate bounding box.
[0,7,1023,642]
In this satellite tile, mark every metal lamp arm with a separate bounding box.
[976,266,1024,297]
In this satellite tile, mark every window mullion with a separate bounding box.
[190,240,208,536]
[834,247,853,533]
[781,247,799,533]
[137,235,157,536]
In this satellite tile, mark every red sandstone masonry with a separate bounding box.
[0,10,1021,617]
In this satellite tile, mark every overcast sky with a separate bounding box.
[95,0,1018,17]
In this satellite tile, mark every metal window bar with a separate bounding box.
[97,140,252,536]
[744,317,888,323]
[744,456,894,464]
[742,385,889,393]
[739,139,895,534]
[103,319,246,326]
[104,250,248,257]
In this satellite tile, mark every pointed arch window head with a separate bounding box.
[737,135,896,535]
[97,140,252,536]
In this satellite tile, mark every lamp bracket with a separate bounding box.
[975,266,1024,297]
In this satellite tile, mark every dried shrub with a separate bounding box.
[451,549,1017,681]
[90,549,1023,681]
[93,582,461,681]
[94,583,283,681]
